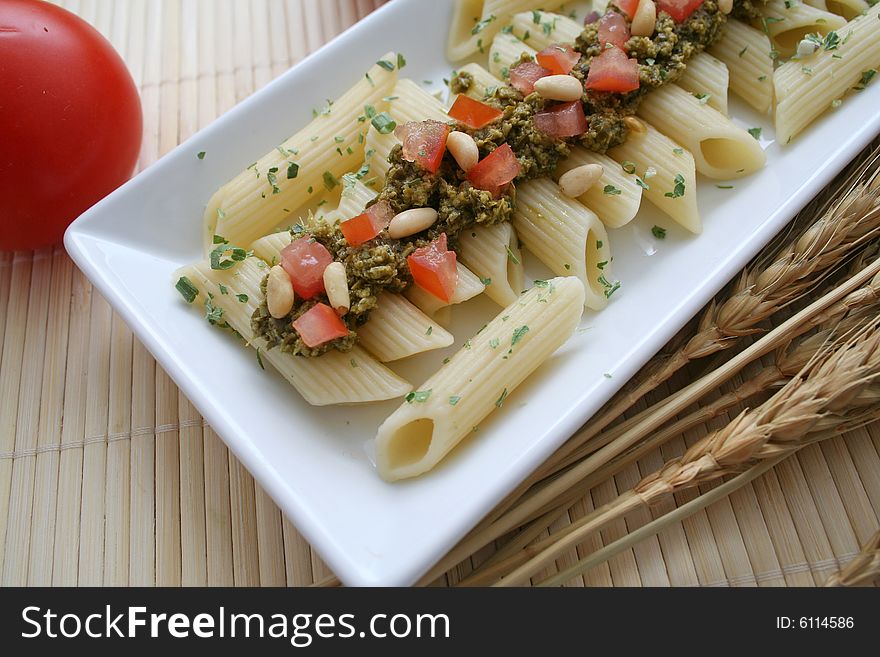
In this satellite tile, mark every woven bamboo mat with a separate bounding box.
[2,0,878,587]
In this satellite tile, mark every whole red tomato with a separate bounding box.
[0,0,142,251]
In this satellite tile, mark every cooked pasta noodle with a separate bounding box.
[707,19,774,113]
[457,222,525,307]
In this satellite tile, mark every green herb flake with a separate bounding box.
[480,276,492,286]
[506,246,521,265]
[598,274,621,299]
[748,127,763,140]
[376,59,395,71]
[495,388,509,408]
[603,184,622,196]
[664,174,686,199]
[635,177,649,191]
[596,240,603,249]
[405,389,432,403]
[175,277,199,303]
[209,243,249,270]
[823,31,841,50]
[757,75,767,81]
[471,14,496,35]
[256,348,265,370]
[449,395,461,406]
[287,162,300,179]
[738,46,748,57]
[651,225,667,239]
[672,148,684,155]
[322,171,339,191]
[218,283,228,295]
[213,234,228,245]
[511,325,530,347]
[621,161,636,174]
[371,112,397,134]
[397,53,407,69]
[693,93,711,104]
[426,326,433,336]
[236,294,248,303]
[855,69,877,90]
[531,9,541,23]
[489,337,500,349]
[204,294,223,325]
[197,151,206,160]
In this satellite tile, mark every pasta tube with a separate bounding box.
[608,122,700,233]
[514,178,613,311]
[775,3,880,144]
[357,293,454,362]
[203,55,399,252]
[803,0,869,21]
[708,19,774,114]
[637,83,766,179]
[675,52,729,115]
[176,258,411,405]
[509,11,582,50]
[457,222,525,307]
[452,63,504,102]
[488,32,536,79]
[554,147,642,229]
[758,1,846,58]
[375,276,585,481]
[447,0,567,62]
[404,262,486,319]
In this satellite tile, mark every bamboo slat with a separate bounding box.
[2,0,875,589]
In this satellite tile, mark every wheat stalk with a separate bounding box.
[486,319,880,586]
[824,529,880,587]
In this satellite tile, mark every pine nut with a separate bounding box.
[447,131,479,171]
[623,115,647,135]
[533,75,584,101]
[323,262,350,315]
[718,0,733,14]
[387,207,439,239]
[558,163,604,198]
[266,265,295,319]
[630,0,657,37]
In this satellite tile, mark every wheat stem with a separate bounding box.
[824,529,880,587]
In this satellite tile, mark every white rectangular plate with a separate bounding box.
[65,0,880,585]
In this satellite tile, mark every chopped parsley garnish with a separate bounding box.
[757,75,767,81]
[635,177,649,191]
[748,127,763,140]
[256,348,265,370]
[531,9,541,23]
[621,161,636,174]
[405,389,432,403]
[511,325,530,347]
[506,246,520,265]
[376,59,395,71]
[738,46,748,57]
[716,184,734,189]
[218,284,228,295]
[664,174,686,199]
[495,388,509,408]
[236,294,248,303]
[596,240,603,249]
[603,184,622,196]
[204,294,223,325]
[855,69,877,90]
[175,277,198,303]
[266,167,281,194]
[651,225,667,239]
[213,234,228,244]
[397,53,406,69]
[693,93,711,104]
[449,395,461,406]
[209,243,249,270]
[371,112,397,134]
[471,14,496,35]
[323,171,339,190]
[672,148,684,155]
[197,151,206,160]
[489,337,500,349]
[598,274,621,299]
[426,326,433,336]
[350,358,359,368]
[216,208,226,220]
[287,162,299,179]
[480,276,492,286]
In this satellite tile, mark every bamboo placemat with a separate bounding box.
[1,0,878,587]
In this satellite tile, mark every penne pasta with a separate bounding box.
[608,122,701,234]
[803,0,869,21]
[514,178,613,311]
[758,0,846,58]
[404,262,486,319]
[451,63,504,103]
[357,292,454,362]
[488,32,537,80]
[707,19,774,114]
[554,147,643,229]
[675,52,729,115]
[203,55,399,252]
[447,0,567,62]
[375,276,585,481]
[457,222,525,307]
[336,177,378,219]
[176,258,412,405]
[637,83,766,180]
[509,10,582,50]
[775,3,880,144]
[249,230,291,264]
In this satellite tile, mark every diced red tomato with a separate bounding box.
[509,61,552,95]
[611,0,640,20]
[393,120,450,173]
[536,44,581,76]
[447,95,503,129]
[534,101,589,138]
[407,234,458,303]
[280,237,334,299]
[655,0,704,22]
[292,303,350,348]
[584,47,640,93]
[339,199,393,246]
[598,11,630,49]
[466,143,522,198]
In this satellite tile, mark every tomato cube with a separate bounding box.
[509,61,552,96]
[585,47,640,93]
[448,95,503,129]
[407,233,458,303]
[656,0,705,23]
[612,0,640,19]
[280,237,334,299]
[466,143,522,198]
[394,120,450,173]
[340,199,393,246]
[536,44,581,76]
[598,11,630,49]
[533,101,589,138]
[292,302,350,348]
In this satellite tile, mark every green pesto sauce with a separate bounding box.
[252,1,736,356]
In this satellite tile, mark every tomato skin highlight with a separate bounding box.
[292,303,350,348]
[534,101,589,138]
[585,47,641,93]
[466,144,522,198]
[656,0,705,23]
[280,237,334,299]
[509,61,552,95]
[394,120,450,173]
[0,0,143,250]
[447,95,503,129]
[535,44,581,76]
[407,234,458,303]
[598,11,630,49]
[339,199,393,246]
